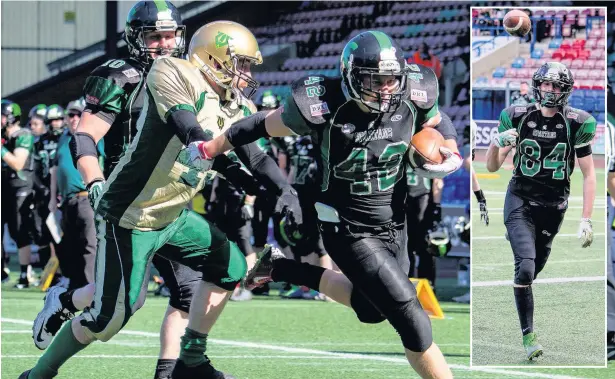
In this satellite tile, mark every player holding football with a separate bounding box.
[200,31,461,378]
[486,62,596,360]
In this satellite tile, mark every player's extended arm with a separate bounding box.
[71,112,110,184]
[1,147,29,171]
[485,144,513,172]
[202,108,292,158]
[578,154,595,220]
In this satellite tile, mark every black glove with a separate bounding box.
[273,186,303,245]
[212,155,262,196]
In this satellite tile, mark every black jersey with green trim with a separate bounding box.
[32,131,60,187]
[2,127,34,181]
[499,103,596,206]
[83,57,146,177]
[280,67,447,226]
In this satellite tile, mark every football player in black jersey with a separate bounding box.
[487,62,596,360]
[2,100,36,289]
[200,31,460,378]
[29,2,192,378]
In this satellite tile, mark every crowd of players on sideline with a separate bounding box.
[1,91,465,301]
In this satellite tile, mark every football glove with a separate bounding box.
[241,203,254,221]
[274,186,303,246]
[479,200,489,226]
[426,224,451,257]
[86,178,105,209]
[186,141,214,172]
[578,218,593,248]
[492,129,519,148]
[414,147,462,179]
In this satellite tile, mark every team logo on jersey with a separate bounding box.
[391,114,403,122]
[304,77,324,86]
[410,89,427,103]
[215,32,231,48]
[310,102,330,117]
[568,112,578,120]
[408,64,421,72]
[408,73,423,83]
[542,125,547,130]
[515,107,527,113]
[527,121,537,128]
[341,123,355,134]
[541,230,552,237]
[122,68,139,78]
[556,124,564,129]
[217,116,225,130]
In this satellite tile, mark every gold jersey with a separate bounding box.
[97,56,256,230]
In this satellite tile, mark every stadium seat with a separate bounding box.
[531,49,544,59]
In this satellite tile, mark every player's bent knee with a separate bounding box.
[515,259,535,285]
[388,298,433,352]
[351,289,386,324]
[79,308,126,342]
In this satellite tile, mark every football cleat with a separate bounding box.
[18,370,31,379]
[171,358,235,379]
[242,245,284,291]
[14,275,29,289]
[523,332,543,360]
[32,286,74,350]
[230,287,253,302]
[1,267,9,283]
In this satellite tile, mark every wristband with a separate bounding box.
[1,146,8,159]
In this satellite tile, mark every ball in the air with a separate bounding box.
[408,127,444,169]
[503,9,531,37]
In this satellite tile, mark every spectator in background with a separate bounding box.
[55,99,104,290]
[410,43,442,79]
[510,81,534,106]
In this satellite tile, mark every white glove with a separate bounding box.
[186,141,214,172]
[413,147,463,179]
[492,129,519,148]
[577,218,593,248]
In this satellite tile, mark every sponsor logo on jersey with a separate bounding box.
[527,121,537,128]
[380,47,397,61]
[541,230,552,237]
[217,116,225,130]
[515,106,527,113]
[542,125,547,130]
[532,130,556,139]
[556,124,564,129]
[408,73,423,83]
[391,114,403,122]
[341,123,355,134]
[410,89,427,103]
[310,102,330,117]
[85,94,100,105]
[408,63,420,72]
[122,68,139,78]
[568,112,578,120]
[354,127,393,142]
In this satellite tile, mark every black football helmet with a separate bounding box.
[28,104,48,120]
[125,1,186,66]
[532,62,574,108]
[340,31,408,113]
[1,99,22,128]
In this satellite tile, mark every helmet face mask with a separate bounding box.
[341,31,408,113]
[125,1,186,67]
[532,62,574,108]
[188,21,262,101]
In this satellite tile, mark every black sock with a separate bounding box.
[20,265,28,278]
[514,286,534,336]
[271,259,325,291]
[154,358,177,379]
[59,289,79,313]
[474,189,486,203]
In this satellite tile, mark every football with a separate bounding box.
[503,10,531,37]
[408,127,444,168]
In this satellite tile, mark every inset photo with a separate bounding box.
[471,6,607,367]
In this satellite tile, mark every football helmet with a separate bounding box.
[1,99,22,128]
[66,98,86,114]
[188,20,262,100]
[532,62,574,108]
[28,104,48,120]
[340,31,408,113]
[426,223,451,257]
[125,0,186,66]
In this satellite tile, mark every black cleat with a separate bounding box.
[171,358,235,379]
[242,244,284,291]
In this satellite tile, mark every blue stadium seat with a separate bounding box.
[511,57,525,68]
[531,49,544,59]
[569,96,584,109]
[548,38,562,49]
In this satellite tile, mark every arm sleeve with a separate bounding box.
[574,115,596,158]
[234,142,288,193]
[15,133,33,152]
[433,110,457,140]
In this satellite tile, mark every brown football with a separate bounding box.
[503,10,531,37]
[408,127,444,168]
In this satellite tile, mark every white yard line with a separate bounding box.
[0,318,592,379]
[473,233,605,240]
[473,276,605,287]
[473,258,604,267]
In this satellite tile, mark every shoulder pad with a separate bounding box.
[84,59,143,110]
[563,106,592,124]
[289,75,345,125]
[504,103,534,119]
[406,64,438,110]
[89,58,143,87]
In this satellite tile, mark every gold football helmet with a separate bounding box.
[188,20,262,100]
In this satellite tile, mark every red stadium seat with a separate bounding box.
[560,40,572,50]
[564,50,578,60]
[551,50,564,60]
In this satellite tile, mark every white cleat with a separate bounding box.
[32,286,74,350]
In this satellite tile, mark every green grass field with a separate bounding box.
[472,161,607,368]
